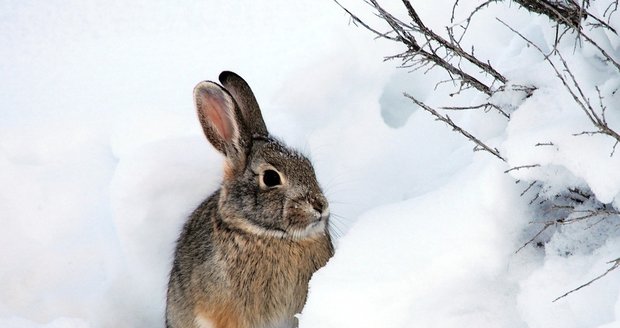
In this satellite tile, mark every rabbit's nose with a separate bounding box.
[311,198,330,219]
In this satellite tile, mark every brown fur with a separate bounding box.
[190,210,332,328]
[168,192,333,328]
[166,72,334,328]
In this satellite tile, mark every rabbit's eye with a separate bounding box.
[262,169,282,187]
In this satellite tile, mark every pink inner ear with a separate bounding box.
[204,95,234,141]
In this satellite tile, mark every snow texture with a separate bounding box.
[1,1,619,327]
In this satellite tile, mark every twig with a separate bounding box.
[521,181,538,196]
[333,0,400,41]
[405,92,506,161]
[512,0,585,28]
[559,208,620,224]
[603,0,619,23]
[400,0,507,84]
[441,103,510,118]
[340,0,508,95]
[505,164,541,173]
[553,257,620,302]
[497,18,620,150]
[515,220,555,253]
[510,1,620,71]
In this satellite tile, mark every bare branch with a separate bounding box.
[603,0,619,23]
[508,1,620,71]
[521,180,538,196]
[333,0,400,41]
[340,0,509,95]
[400,0,507,84]
[512,0,585,28]
[405,93,506,161]
[516,220,554,253]
[505,164,541,173]
[559,208,620,224]
[553,257,620,302]
[498,18,620,150]
[441,102,510,118]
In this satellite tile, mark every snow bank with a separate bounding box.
[0,317,90,328]
[2,0,620,327]
[301,158,529,327]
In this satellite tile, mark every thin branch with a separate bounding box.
[441,102,510,118]
[521,180,538,196]
[510,1,620,71]
[505,164,541,173]
[400,0,507,84]
[512,0,585,28]
[553,257,620,302]
[559,208,620,224]
[515,220,555,253]
[452,0,501,25]
[603,0,619,23]
[405,93,506,161]
[498,18,620,149]
[342,0,507,95]
[333,0,400,41]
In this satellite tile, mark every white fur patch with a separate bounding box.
[194,314,215,328]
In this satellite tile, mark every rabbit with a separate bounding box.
[166,71,334,328]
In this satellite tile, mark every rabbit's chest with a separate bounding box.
[217,236,330,312]
[226,240,316,295]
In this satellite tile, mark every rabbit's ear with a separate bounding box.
[194,81,246,159]
[219,71,268,137]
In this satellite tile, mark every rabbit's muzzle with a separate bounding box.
[283,194,330,238]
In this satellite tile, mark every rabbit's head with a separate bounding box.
[194,71,329,240]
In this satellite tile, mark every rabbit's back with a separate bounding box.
[167,194,219,327]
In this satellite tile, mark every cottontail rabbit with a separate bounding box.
[166,71,334,328]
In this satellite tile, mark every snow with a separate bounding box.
[2,1,620,328]
[301,158,529,327]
